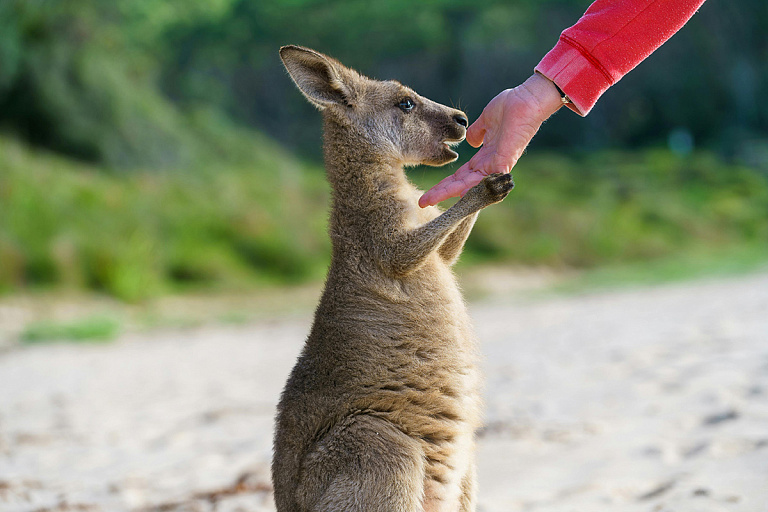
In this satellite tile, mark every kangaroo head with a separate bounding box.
[280,45,468,167]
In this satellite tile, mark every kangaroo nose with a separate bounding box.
[454,114,468,128]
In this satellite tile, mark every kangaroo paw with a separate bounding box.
[482,173,514,203]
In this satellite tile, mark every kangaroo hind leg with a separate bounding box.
[297,414,425,512]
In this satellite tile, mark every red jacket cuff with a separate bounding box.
[535,38,614,116]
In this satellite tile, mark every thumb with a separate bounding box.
[466,117,486,148]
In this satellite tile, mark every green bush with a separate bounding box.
[1,130,766,301]
[0,0,223,168]
[0,133,330,300]
[417,149,768,269]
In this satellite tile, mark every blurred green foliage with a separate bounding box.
[158,0,768,161]
[20,314,121,343]
[0,0,766,299]
[0,0,193,167]
[457,151,768,266]
[1,0,766,165]
[0,131,330,300]
[1,132,766,300]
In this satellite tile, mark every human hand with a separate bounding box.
[418,73,565,207]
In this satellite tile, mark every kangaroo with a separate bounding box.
[272,45,513,512]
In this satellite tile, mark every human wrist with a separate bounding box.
[524,73,565,119]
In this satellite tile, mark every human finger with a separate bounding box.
[419,163,484,207]
[418,173,462,207]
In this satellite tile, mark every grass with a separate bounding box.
[0,127,331,301]
[20,314,121,344]
[439,150,768,269]
[1,133,767,302]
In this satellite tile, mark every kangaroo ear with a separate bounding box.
[279,45,356,109]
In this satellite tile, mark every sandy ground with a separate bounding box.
[1,272,767,512]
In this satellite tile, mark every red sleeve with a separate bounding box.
[535,0,706,116]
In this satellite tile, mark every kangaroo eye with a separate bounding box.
[398,98,415,112]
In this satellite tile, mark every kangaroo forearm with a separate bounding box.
[383,198,479,276]
[438,212,478,265]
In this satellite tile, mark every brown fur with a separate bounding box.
[273,45,513,512]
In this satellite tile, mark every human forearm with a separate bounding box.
[536,0,707,115]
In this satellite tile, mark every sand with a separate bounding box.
[1,272,767,512]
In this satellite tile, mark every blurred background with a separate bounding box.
[1,2,768,510]
[0,0,766,312]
